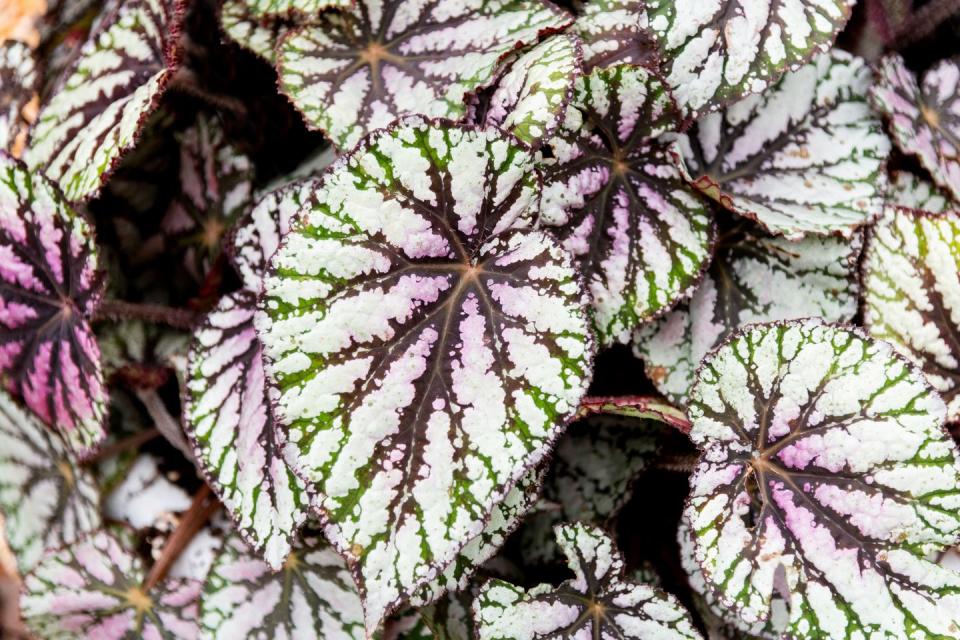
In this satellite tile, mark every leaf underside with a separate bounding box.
[256,119,593,631]
[686,318,960,639]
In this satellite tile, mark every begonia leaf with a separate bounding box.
[0,40,37,155]
[220,0,287,64]
[571,0,656,72]
[243,0,353,21]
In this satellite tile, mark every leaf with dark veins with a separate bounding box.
[0,40,38,155]
[220,0,287,64]
[572,0,657,71]
[686,318,960,638]
[539,62,714,345]
[243,0,353,21]
[23,0,186,202]
[673,51,891,240]
[255,119,594,632]
[0,153,107,458]
[277,0,571,150]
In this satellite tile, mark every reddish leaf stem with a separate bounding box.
[892,0,960,48]
[142,484,218,592]
[577,395,692,434]
[94,299,200,330]
[82,428,160,465]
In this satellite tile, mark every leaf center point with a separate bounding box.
[921,104,940,129]
[124,587,153,614]
[360,41,399,67]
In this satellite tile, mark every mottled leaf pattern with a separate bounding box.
[256,120,593,631]
[633,229,861,405]
[572,0,656,71]
[0,153,107,458]
[863,176,960,423]
[244,0,353,20]
[540,63,714,345]
[474,523,701,639]
[0,40,37,154]
[220,0,287,64]
[200,531,365,640]
[23,0,185,202]
[0,391,100,575]
[686,319,960,638]
[673,51,890,239]
[871,54,960,201]
[396,590,475,640]
[646,0,854,116]
[277,0,571,150]
[883,170,955,213]
[481,35,581,150]
[184,291,310,570]
[21,530,202,639]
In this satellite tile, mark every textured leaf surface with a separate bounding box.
[540,63,714,345]
[481,34,580,150]
[0,40,37,154]
[256,119,593,631]
[474,523,701,639]
[646,0,854,116]
[200,531,365,640]
[673,51,890,239]
[0,391,100,574]
[277,0,570,150]
[23,0,184,201]
[21,530,201,639]
[0,153,107,458]
[572,0,656,71]
[685,319,960,638]
[871,54,960,201]
[633,228,861,405]
[863,177,960,423]
[243,0,353,20]
[396,590,475,640]
[221,0,286,64]
[185,291,310,570]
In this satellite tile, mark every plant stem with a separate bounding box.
[94,299,200,330]
[82,428,160,465]
[892,0,960,48]
[142,484,218,592]
[577,395,692,434]
[135,389,196,464]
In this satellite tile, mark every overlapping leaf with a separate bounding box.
[185,291,310,570]
[0,391,100,575]
[685,319,960,638]
[633,227,861,405]
[0,153,107,458]
[871,54,960,201]
[863,175,960,423]
[539,62,714,345]
[200,531,365,639]
[396,589,475,640]
[474,523,701,639]
[256,119,593,631]
[571,0,656,71]
[21,529,202,639]
[0,40,37,155]
[277,0,571,150]
[673,51,890,239]
[23,0,185,202]
[220,0,287,64]
[645,0,854,117]
[480,34,580,150]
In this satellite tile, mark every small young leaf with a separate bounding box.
[23,0,186,202]
[21,530,202,639]
[646,0,855,117]
[277,0,571,150]
[686,319,960,637]
[102,453,192,530]
[0,391,100,575]
[481,34,581,150]
[863,176,960,422]
[256,119,594,631]
[633,228,861,405]
[0,40,37,154]
[871,54,960,201]
[0,153,107,458]
[571,0,656,71]
[540,63,714,345]
[474,523,701,639]
[184,291,310,570]
[673,51,891,239]
[200,531,365,640]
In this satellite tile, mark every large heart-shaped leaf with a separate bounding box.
[645,0,854,117]
[673,51,891,240]
[572,0,656,71]
[863,174,960,423]
[23,0,186,202]
[255,119,593,631]
[633,226,861,405]
[871,54,960,201]
[0,40,37,155]
[200,531,365,639]
[184,291,310,570]
[0,153,107,458]
[21,529,202,639]
[685,318,960,638]
[0,391,100,575]
[277,0,571,150]
[539,63,715,345]
[480,34,581,151]
[474,523,701,639]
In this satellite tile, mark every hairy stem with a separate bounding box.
[82,428,160,465]
[577,395,692,434]
[94,299,200,330]
[142,484,218,592]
